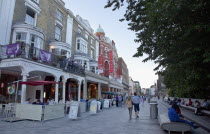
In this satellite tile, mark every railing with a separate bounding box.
[25,14,35,26]
[0,44,85,76]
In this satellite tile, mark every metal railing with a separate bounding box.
[0,44,85,76]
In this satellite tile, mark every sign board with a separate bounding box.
[103,99,110,108]
[68,101,79,119]
[97,101,101,111]
[90,100,98,114]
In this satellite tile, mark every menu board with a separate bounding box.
[103,99,110,108]
[97,101,101,111]
[68,101,79,119]
[90,100,98,114]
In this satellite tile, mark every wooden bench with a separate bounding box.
[158,114,192,134]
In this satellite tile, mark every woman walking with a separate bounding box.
[126,96,133,120]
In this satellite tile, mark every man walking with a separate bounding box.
[132,93,140,119]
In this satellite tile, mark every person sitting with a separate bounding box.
[177,98,181,106]
[168,104,199,129]
[201,99,209,110]
[32,99,44,105]
[186,99,193,106]
[173,104,184,119]
[24,98,31,104]
[194,100,202,115]
[181,99,185,105]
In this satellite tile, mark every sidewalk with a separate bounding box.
[0,102,165,134]
[153,97,210,134]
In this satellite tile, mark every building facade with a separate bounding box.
[0,0,124,104]
[118,57,129,95]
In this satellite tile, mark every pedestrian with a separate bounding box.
[126,96,133,120]
[116,95,119,107]
[118,95,123,107]
[132,92,140,119]
[168,104,199,129]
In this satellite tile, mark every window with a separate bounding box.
[31,0,39,4]
[90,49,94,59]
[25,7,36,25]
[91,39,94,44]
[77,39,80,50]
[100,46,103,54]
[85,33,88,40]
[30,34,43,49]
[56,9,63,21]
[55,26,62,41]
[16,33,27,43]
[78,28,82,34]
[76,38,87,54]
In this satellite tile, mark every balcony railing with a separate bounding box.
[0,43,85,76]
[25,14,35,26]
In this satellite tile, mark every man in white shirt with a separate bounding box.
[132,93,140,119]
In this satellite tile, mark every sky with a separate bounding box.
[63,0,158,88]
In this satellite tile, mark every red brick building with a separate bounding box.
[95,26,120,79]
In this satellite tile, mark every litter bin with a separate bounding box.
[150,102,158,119]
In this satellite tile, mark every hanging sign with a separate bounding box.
[90,100,98,114]
[7,84,15,94]
[6,43,21,55]
[39,50,51,63]
[68,101,80,119]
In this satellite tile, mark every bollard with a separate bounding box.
[150,103,158,119]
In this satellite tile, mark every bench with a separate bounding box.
[180,104,210,117]
[158,114,192,134]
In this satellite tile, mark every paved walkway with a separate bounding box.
[0,102,164,134]
[0,99,209,134]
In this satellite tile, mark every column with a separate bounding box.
[21,73,28,104]
[78,82,81,101]
[62,80,66,103]
[108,85,110,92]
[83,80,87,99]
[55,81,59,103]
[98,83,101,99]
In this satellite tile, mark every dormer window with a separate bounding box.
[56,9,63,21]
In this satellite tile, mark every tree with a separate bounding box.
[105,0,210,98]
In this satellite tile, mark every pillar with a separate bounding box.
[83,80,87,99]
[78,82,81,101]
[21,73,28,104]
[98,83,101,99]
[62,80,66,103]
[55,80,59,103]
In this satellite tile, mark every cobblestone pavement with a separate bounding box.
[0,101,165,134]
[0,99,208,134]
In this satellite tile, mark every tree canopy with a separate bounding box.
[105,0,210,98]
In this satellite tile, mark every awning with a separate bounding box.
[19,80,60,86]
[102,91,117,95]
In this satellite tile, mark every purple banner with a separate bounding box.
[6,43,21,55]
[39,50,51,63]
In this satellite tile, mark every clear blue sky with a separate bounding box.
[63,0,158,88]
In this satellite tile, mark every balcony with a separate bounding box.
[0,43,85,76]
[25,14,35,26]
